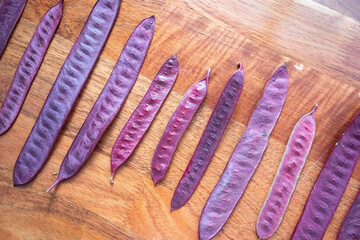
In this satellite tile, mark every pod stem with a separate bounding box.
[204,67,211,85]
[46,177,61,192]
[110,176,114,184]
[237,62,243,70]
[308,104,318,116]
[313,103,318,112]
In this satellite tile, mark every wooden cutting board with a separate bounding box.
[1,0,359,239]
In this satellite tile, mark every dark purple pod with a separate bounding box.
[13,0,121,186]
[171,64,245,211]
[151,69,209,185]
[0,0,27,57]
[337,190,360,240]
[199,64,288,240]
[46,16,155,192]
[0,0,63,136]
[291,111,360,240]
[110,54,179,183]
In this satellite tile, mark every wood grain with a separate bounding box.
[0,0,359,239]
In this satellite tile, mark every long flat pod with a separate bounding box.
[0,0,63,136]
[337,190,360,240]
[151,69,209,185]
[46,16,155,192]
[0,0,27,57]
[199,64,288,240]
[13,0,121,186]
[257,105,317,239]
[291,112,360,240]
[110,54,179,182]
[171,64,245,211]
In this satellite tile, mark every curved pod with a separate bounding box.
[0,0,27,57]
[171,63,245,211]
[0,0,63,136]
[291,111,360,240]
[337,190,360,240]
[110,54,179,182]
[151,69,209,184]
[13,0,121,186]
[257,105,317,239]
[199,64,289,240]
[47,16,155,191]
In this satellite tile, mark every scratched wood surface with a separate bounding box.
[1,0,360,239]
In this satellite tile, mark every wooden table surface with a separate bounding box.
[1,0,360,239]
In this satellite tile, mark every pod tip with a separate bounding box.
[146,15,155,23]
[170,202,180,212]
[152,176,160,185]
[47,178,60,192]
[110,176,114,184]
[283,62,287,67]
[237,62,243,70]
[313,103,318,110]
[206,68,211,79]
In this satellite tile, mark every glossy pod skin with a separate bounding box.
[337,190,360,240]
[13,0,121,186]
[199,64,288,240]
[171,64,245,211]
[110,54,179,182]
[151,69,209,185]
[291,112,360,240]
[257,105,317,239]
[0,0,27,57]
[0,0,63,136]
[46,16,155,192]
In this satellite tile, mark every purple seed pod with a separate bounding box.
[13,0,121,186]
[0,0,63,136]
[110,54,179,183]
[291,111,360,240]
[257,105,317,239]
[171,63,245,211]
[0,0,27,57]
[199,64,288,240]
[337,190,360,240]
[46,16,155,192]
[151,69,210,185]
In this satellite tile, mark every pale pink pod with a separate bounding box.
[257,105,317,239]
